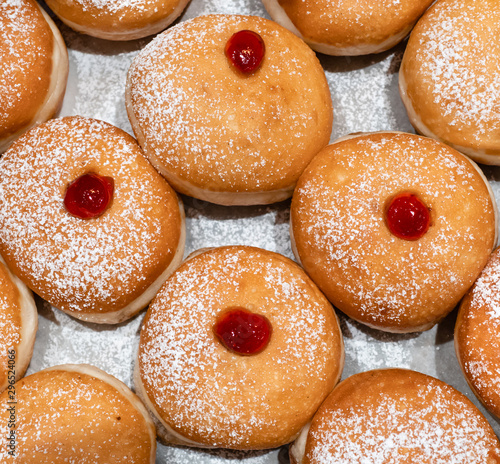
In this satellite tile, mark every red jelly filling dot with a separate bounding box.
[64,173,114,219]
[385,192,431,241]
[225,30,265,74]
[213,308,272,356]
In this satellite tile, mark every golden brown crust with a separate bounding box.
[400,0,500,163]
[455,247,500,419]
[263,0,433,55]
[45,0,191,41]
[138,246,344,449]
[0,260,37,393]
[126,14,333,205]
[0,116,184,322]
[0,364,156,463]
[0,264,22,391]
[0,0,68,152]
[295,369,500,464]
[291,132,497,332]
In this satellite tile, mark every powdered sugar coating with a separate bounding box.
[303,369,500,464]
[45,0,191,40]
[0,116,182,316]
[401,0,500,155]
[49,0,184,16]
[127,14,332,196]
[0,263,21,390]
[0,367,154,463]
[59,0,153,15]
[0,0,52,138]
[139,246,343,449]
[456,247,500,418]
[291,132,496,332]
[263,0,432,54]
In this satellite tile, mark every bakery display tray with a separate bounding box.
[29,0,500,462]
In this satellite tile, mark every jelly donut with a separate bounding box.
[0,364,156,463]
[0,259,37,393]
[262,0,433,56]
[126,14,333,206]
[291,132,497,333]
[44,0,191,41]
[400,0,500,164]
[455,247,500,419]
[0,116,185,324]
[0,0,68,153]
[290,369,500,464]
[136,246,344,449]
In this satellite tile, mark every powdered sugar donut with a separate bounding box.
[400,0,500,164]
[291,132,497,333]
[0,116,185,324]
[0,364,156,463]
[262,0,433,56]
[0,258,37,393]
[126,14,333,205]
[136,246,344,449]
[455,247,500,419]
[290,369,500,464]
[0,0,68,153]
[44,0,191,41]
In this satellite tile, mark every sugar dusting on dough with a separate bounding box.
[458,249,500,410]
[67,0,148,15]
[0,0,51,122]
[128,14,330,191]
[294,133,495,326]
[313,0,417,27]
[267,0,421,30]
[308,380,499,463]
[0,369,152,462]
[0,117,175,313]
[412,0,500,140]
[0,297,19,353]
[140,247,339,448]
[470,256,500,320]
[0,270,21,387]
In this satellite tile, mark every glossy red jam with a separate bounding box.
[213,308,272,355]
[385,192,430,241]
[64,173,114,219]
[225,30,265,74]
